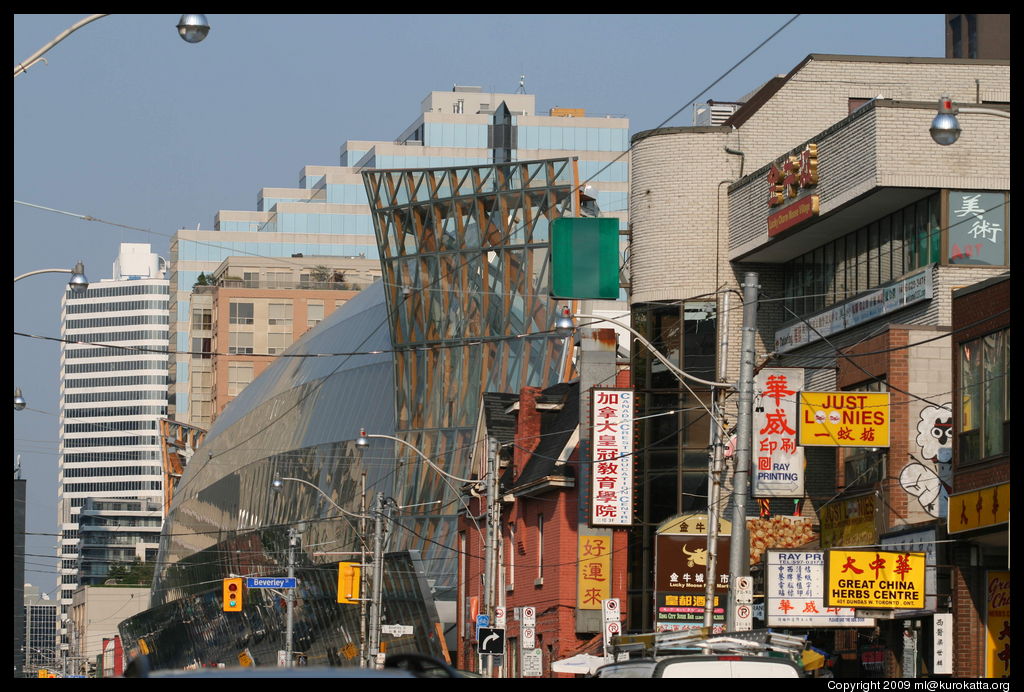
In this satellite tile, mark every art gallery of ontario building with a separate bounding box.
[119,157,587,670]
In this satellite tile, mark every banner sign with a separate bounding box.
[766,550,874,628]
[819,493,878,550]
[590,388,633,526]
[752,368,805,497]
[933,613,953,676]
[948,482,1010,534]
[798,392,890,448]
[577,534,612,609]
[825,549,926,610]
[654,533,730,631]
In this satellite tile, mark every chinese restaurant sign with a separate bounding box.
[577,534,612,610]
[752,368,805,497]
[590,388,633,526]
[825,549,926,610]
[767,144,819,208]
[947,191,1008,266]
[798,392,890,448]
[947,482,1009,534]
[766,550,873,628]
[985,571,1010,678]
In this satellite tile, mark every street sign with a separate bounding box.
[735,576,753,604]
[476,614,490,629]
[246,577,297,589]
[521,648,543,677]
[478,627,505,655]
[602,598,620,622]
[381,624,414,636]
[494,607,506,628]
[522,625,536,649]
[522,606,536,627]
[734,603,752,631]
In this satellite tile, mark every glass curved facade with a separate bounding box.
[362,158,579,602]
[121,158,580,670]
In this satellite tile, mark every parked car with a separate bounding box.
[592,654,803,678]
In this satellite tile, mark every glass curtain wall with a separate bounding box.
[362,158,578,602]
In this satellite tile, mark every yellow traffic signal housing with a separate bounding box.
[223,577,243,612]
[337,562,361,604]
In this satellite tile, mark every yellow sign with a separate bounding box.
[825,549,925,609]
[948,483,1009,534]
[577,534,612,609]
[819,494,878,549]
[238,649,253,667]
[985,571,1010,678]
[341,642,359,660]
[798,392,890,447]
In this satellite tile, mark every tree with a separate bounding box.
[105,560,155,586]
[309,265,333,283]
[193,272,208,287]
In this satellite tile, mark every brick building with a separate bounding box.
[457,330,631,677]
[947,274,1009,678]
[628,54,1008,675]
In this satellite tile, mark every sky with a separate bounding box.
[13,13,945,594]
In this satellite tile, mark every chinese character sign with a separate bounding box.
[985,571,1010,678]
[577,534,612,610]
[753,368,805,497]
[654,533,731,630]
[825,549,926,609]
[798,392,890,448]
[948,191,1008,266]
[766,551,874,628]
[590,388,633,526]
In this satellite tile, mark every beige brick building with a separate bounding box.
[627,54,1008,676]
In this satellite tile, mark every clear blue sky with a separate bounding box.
[14,14,944,593]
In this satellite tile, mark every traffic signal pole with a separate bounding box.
[285,527,299,667]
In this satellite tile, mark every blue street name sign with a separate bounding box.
[246,577,297,589]
[476,614,490,628]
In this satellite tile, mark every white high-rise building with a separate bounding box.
[56,243,169,651]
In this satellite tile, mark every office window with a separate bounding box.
[960,329,1009,463]
[229,302,254,325]
[268,332,289,355]
[191,308,211,331]
[191,337,212,359]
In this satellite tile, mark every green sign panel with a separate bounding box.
[550,217,620,299]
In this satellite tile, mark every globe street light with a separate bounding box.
[930,95,1010,146]
[15,14,210,78]
[14,261,89,293]
[14,387,28,411]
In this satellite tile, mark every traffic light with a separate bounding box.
[337,562,360,604]
[222,577,243,612]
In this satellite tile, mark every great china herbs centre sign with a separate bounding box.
[825,549,926,610]
[590,388,633,526]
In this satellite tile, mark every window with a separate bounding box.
[228,331,253,354]
[949,15,963,58]
[536,514,544,585]
[960,329,1009,463]
[967,14,977,58]
[307,301,325,328]
[268,332,289,355]
[268,302,293,326]
[227,363,254,396]
[841,379,888,488]
[191,337,212,359]
[267,271,291,287]
[506,523,516,590]
[229,302,254,325]
[191,308,212,331]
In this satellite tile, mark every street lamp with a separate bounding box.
[930,95,1010,145]
[14,261,89,293]
[15,15,210,78]
[14,387,28,411]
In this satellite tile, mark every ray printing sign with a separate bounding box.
[752,368,805,497]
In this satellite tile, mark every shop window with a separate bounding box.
[841,379,888,488]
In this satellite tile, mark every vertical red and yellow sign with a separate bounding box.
[986,571,1010,678]
[577,534,612,610]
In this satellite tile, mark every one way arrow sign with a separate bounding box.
[478,627,505,655]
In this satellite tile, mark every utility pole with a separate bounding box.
[481,437,500,677]
[359,472,368,668]
[367,492,388,669]
[703,291,730,627]
[285,526,299,667]
[727,272,758,631]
